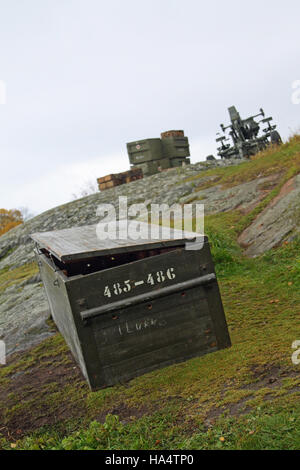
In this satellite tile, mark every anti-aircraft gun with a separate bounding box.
[216,106,282,159]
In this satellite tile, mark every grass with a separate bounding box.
[1,230,299,450]
[5,406,300,451]
[185,135,300,191]
[0,138,300,450]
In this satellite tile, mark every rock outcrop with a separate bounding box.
[238,174,300,256]
[1,157,299,357]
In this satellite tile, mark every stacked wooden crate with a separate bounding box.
[97,168,143,191]
[127,130,191,176]
[160,130,185,139]
[161,130,191,167]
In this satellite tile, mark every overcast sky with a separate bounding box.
[1,0,300,215]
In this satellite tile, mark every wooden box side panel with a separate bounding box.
[37,253,89,384]
[67,245,231,390]
[90,286,218,387]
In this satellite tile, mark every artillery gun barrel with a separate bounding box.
[216,105,281,160]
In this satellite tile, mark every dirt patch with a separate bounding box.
[0,350,88,440]
[200,364,300,429]
[4,356,83,394]
[1,345,299,442]
[203,397,253,429]
[243,364,299,391]
[242,365,284,391]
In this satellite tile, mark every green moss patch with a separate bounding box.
[0,263,39,294]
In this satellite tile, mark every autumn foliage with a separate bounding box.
[0,209,23,236]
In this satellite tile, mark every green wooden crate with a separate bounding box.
[170,157,191,168]
[127,139,163,165]
[132,158,173,176]
[132,161,158,176]
[32,222,231,391]
[162,136,190,159]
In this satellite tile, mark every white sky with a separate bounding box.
[0,0,300,214]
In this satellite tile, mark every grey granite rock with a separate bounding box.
[1,157,297,356]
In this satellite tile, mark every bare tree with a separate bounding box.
[71,180,98,200]
[18,207,35,221]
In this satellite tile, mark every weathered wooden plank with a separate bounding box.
[95,315,215,366]
[93,289,211,338]
[88,281,208,330]
[99,340,219,386]
[67,248,207,311]
[90,285,215,378]
[80,274,216,320]
[31,221,202,263]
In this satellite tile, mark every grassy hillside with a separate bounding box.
[0,138,300,450]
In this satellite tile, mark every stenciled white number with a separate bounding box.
[104,286,111,298]
[113,283,123,295]
[123,280,131,293]
[147,273,155,285]
[157,271,165,283]
[103,268,176,298]
[167,268,176,280]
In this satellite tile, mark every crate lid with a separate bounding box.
[31,220,204,263]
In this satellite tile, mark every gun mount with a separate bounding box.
[216,106,282,159]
